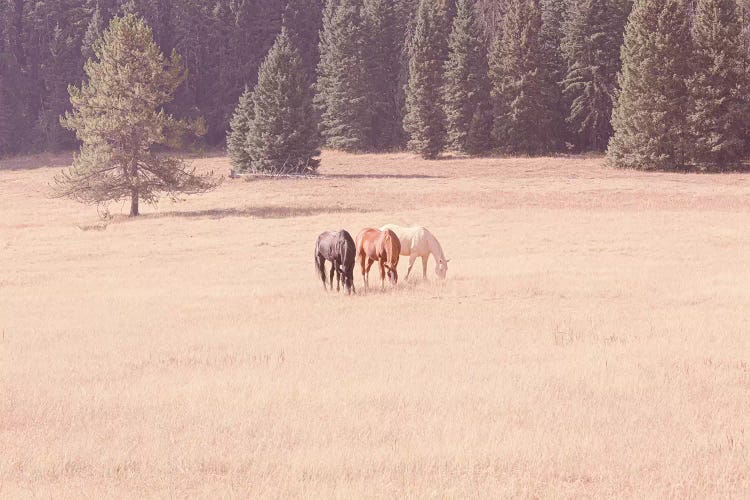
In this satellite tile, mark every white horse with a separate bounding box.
[379,224,449,280]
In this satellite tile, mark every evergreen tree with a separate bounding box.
[81,2,104,62]
[283,0,324,85]
[540,0,570,149]
[392,0,421,149]
[363,0,402,149]
[315,0,371,151]
[489,0,560,154]
[54,15,216,216]
[243,28,321,173]
[688,0,749,167]
[0,3,13,155]
[562,0,630,151]
[607,0,693,170]
[476,0,509,41]
[403,0,451,159]
[442,0,492,155]
[227,86,254,168]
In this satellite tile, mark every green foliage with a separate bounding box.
[442,0,492,155]
[540,0,571,148]
[562,0,630,151]
[403,0,451,159]
[242,28,321,174]
[489,0,560,154]
[688,0,749,167]
[227,86,254,169]
[315,0,371,151]
[283,0,325,85]
[54,14,216,216]
[363,0,402,149]
[607,0,693,170]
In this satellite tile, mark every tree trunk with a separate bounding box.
[130,189,139,216]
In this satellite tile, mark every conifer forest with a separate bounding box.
[3,0,750,170]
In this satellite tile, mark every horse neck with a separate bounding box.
[426,232,444,260]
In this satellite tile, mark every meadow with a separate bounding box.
[1,150,749,498]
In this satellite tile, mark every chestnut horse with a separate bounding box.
[315,230,356,294]
[355,228,401,291]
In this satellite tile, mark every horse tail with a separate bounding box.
[314,238,326,283]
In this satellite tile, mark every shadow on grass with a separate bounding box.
[140,204,367,220]
[0,152,74,171]
[322,173,446,180]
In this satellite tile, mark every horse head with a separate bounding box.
[386,265,398,286]
[435,257,450,280]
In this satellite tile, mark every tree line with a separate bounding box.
[4,0,750,171]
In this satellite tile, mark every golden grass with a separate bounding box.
[1,150,749,498]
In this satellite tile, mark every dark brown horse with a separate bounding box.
[355,228,401,291]
[315,230,356,294]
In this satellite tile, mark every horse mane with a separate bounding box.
[424,228,445,260]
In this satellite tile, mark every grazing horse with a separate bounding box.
[315,230,356,294]
[355,228,401,291]
[379,224,449,280]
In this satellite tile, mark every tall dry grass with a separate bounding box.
[1,151,749,497]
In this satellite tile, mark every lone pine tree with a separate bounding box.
[688,0,749,168]
[607,0,693,170]
[442,0,492,155]
[403,0,452,159]
[54,14,216,216]
[243,28,321,174]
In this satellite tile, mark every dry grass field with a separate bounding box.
[1,150,749,498]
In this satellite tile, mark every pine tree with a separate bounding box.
[403,0,451,159]
[227,85,254,169]
[81,2,104,62]
[476,0,509,41]
[562,0,630,151]
[392,0,421,149]
[363,0,402,149]
[54,14,216,216]
[244,28,321,174]
[540,0,570,149]
[607,0,693,170]
[283,0,324,85]
[688,0,749,168]
[489,0,560,154]
[442,0,492,155]
[315,0,371,151]
[0,4,12,156]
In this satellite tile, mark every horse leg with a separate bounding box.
[405,254,418,280]
[329,263,336,292]
[379,260,386,290]
[365,258,375,291]
[335,261,341,292]
[422,255,428,279]
[359,254,367,291]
